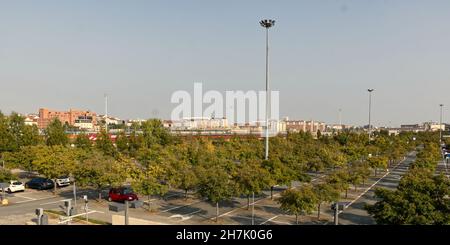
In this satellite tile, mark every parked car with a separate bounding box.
[25,178,54,190]
[108,187,138,202]
[55,176,71,187]
[5,180,25,193]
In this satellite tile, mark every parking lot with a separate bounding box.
[0,159,411,225]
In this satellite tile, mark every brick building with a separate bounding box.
[37,108,97,129]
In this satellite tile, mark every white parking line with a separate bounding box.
[260,215,279,225]
[160,199,205,213]
[15,196,56,204]
[271,220,292,225]
[184,209,203,216]
[40,199,71,206]
[213,174,326,220]
[143,193,182,203]
[340,157,407,213]
[14,194,36,200]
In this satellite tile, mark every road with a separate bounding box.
[338,151,416,225]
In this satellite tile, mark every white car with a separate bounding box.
[6,180,25,193]
[55,176,71,187]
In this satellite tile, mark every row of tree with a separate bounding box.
[0,112,420,222]
[366,140,450,224]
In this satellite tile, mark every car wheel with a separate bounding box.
[6,188,11,193]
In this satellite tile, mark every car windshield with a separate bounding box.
[58,176,68,179]
[13,182,22,185]
[122,188,133,195]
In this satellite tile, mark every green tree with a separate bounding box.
[172,160,199,200]
[197,163,236,222]
[262,159,295,200]
[326,170,350,198]
[132,164,169,210]
[0,168,16,182]
[45,118,68,146]
[314,183,340,220]
[74,151,126,200]
[75,132,92,150]
[366,169,450,224]
[95,129,117,157]
[367,156,388,176]
[31,145,76,194]
[234,160,271,209]
[278,185,318,224]
[116,131,129,155]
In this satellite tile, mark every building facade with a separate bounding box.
[284,120,326,134]
[37,108,97,129]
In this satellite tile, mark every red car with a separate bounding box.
[108,187,139,202]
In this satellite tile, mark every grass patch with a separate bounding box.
[44,210,111,225]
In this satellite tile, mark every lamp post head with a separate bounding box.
[440,104,444,107]
[260,19,275,29]
[367,89,374,93]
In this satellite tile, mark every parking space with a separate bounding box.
[3,189,56,204]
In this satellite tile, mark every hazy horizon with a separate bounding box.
[1,0,450,127]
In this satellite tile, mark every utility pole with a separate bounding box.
[124,200,129,225]
[72,175,77,209]
[251,192,255,225]
[105,93,108,133]
[334,203,339,225]
[260,19,275,160]
[367,89,374,143]
[440,104,444,145]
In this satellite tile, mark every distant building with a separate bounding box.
[98,115,123,126]
[327,124,350,131]
[172,117,229,130]
[398,124,425,132]
[73,116,95,130]
[284,119,326,134]
[126,119,147,127]
[24,114,39,126]
[423,122,445,132]
[37,108,97,129]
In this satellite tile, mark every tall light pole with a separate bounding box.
[104,93,108,133]
[260,19,275,160]
[440,104,444,145]
[367,89,374,143]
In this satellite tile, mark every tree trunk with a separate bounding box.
[345,189,348,198]
[247,195,250,210]
[363,179,365,186]
[374,168,377,177]
[354,184,357,191]
[98,188,102,201]
[185,189,188,200]
[147,195,151,211]
[53,179,57,195]
[270,186,274,200]
[317,203,321,220]
[296,214,299,225]
[216,202,219,223]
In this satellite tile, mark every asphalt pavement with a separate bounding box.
[338,151,416,225]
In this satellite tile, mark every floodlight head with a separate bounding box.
[260,19,275,28]
[368,89,374,92]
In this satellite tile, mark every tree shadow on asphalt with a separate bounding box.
[339,211,376,225]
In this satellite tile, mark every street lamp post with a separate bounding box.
[440,104,444,145]
[260,19,275,161]
[367,89,374,143]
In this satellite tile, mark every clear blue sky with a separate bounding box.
[1,0,450,126]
